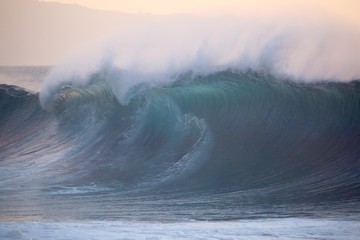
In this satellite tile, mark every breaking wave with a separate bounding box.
[1,69,360,208]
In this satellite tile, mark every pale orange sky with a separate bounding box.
[43,0,360,22]
[1,0,359,66]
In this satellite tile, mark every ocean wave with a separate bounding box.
[1,71,360,205]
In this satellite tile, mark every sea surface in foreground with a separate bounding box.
[1,218,360,240]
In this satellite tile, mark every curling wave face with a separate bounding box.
[1,70,360,221]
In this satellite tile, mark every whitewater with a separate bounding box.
[1,15,360,239]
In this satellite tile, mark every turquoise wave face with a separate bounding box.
[1,71,360,221]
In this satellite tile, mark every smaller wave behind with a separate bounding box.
[0,84,44,151]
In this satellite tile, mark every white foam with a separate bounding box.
[1,218,359,240]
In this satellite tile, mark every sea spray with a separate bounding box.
[40,16,360,110]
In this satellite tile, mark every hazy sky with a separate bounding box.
[1,0,359,69]
[44,0,360,22]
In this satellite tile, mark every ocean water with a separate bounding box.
[1,66,360,239]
